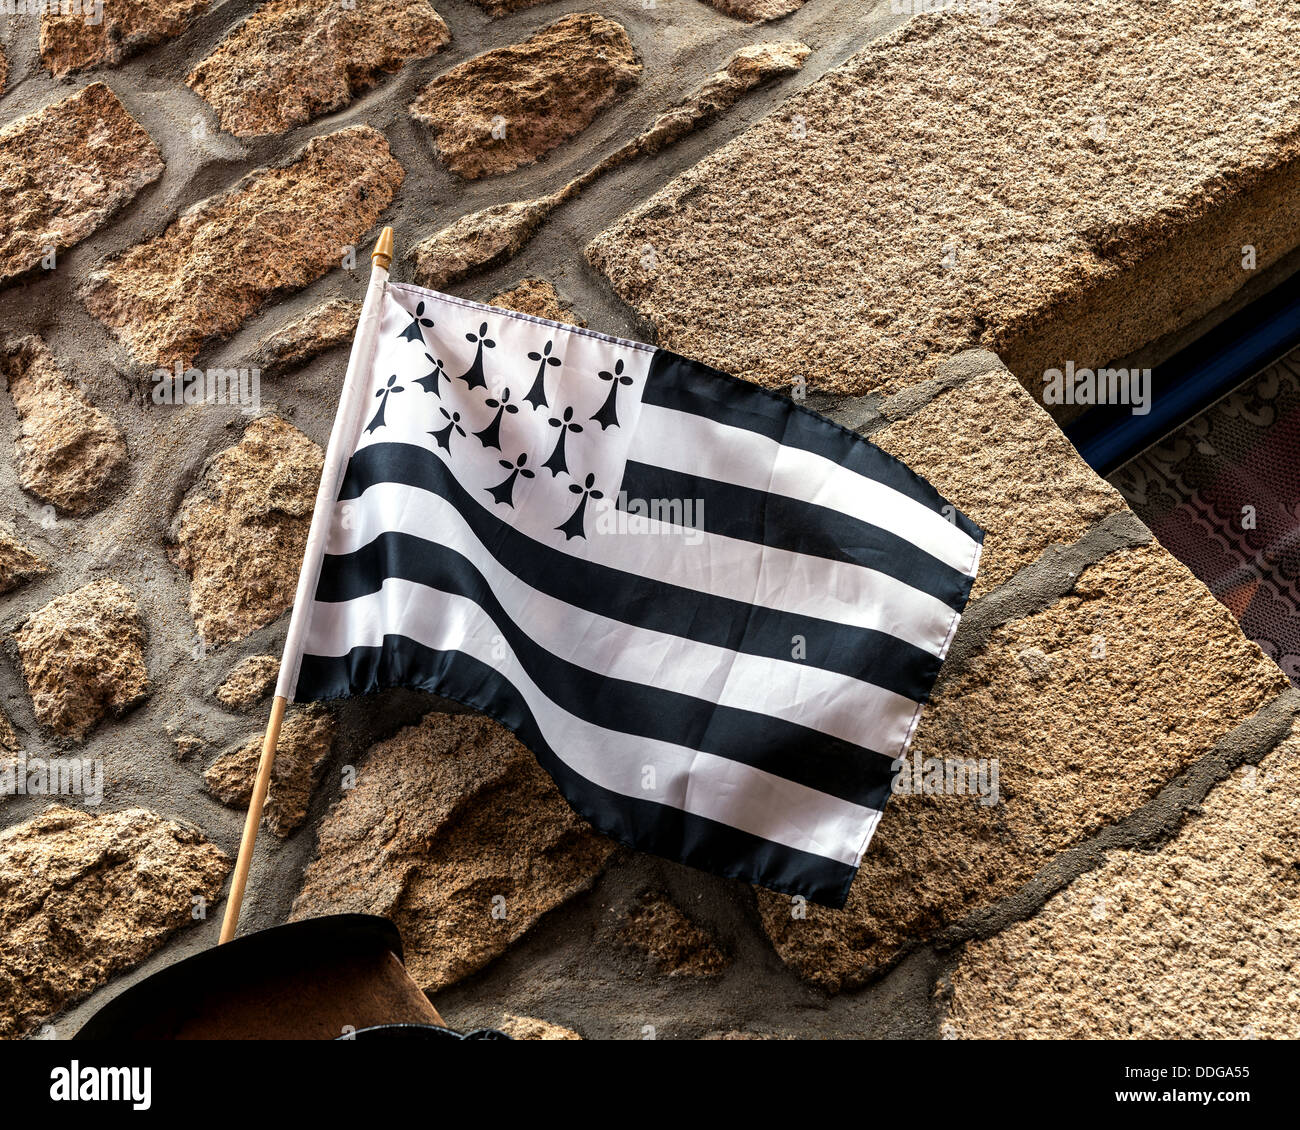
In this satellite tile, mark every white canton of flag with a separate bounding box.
[283,280,982,906]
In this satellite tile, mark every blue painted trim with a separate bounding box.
[1065,270,1300,476]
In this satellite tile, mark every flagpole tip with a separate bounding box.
[371,226,395,271]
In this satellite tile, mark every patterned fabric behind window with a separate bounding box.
[1111,347,1300,685]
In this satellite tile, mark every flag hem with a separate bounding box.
[279,270,392,702]
[389,280,656,357]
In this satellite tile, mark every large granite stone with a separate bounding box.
[758,544,1291,991]
[945,724,1300,1038]
[0,337,128,516]
[588,1,1300,405]
[169,415,322,647]
[14,580,150,742]
[292,711,616,991]
[188,0,451,137]
[0,806,229,1039]
[870,362,1127,597]
[41,0,209,75]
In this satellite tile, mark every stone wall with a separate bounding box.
[589,0,1300,417]
[2,0,1298,1040]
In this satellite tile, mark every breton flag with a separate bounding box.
[275,264,982,908]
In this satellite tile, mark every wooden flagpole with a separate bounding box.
[218,695,285,944]
[219,227,396,945]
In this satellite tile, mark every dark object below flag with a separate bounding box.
[75,915,504,1040]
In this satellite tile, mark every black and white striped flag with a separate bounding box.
[278,279,982,907]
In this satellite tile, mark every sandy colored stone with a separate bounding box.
[82,125,403,370]
[41,0,209,76]
[215,654,281,711]
[0,45,7,95]
[588,1,1300,405]
[703,0,809,23]
[871,364,1127,597]
[946,725,1300,1039]
[0,83,163,289]
[619,890,729,977]
[255,299,361,370]
[622,41,809,158]
[410,196,561,292]
[0,709,19,755]
[292,711,616,991]
[188,0,450,138]
[490,279,586,327]
[0,522,48,596]
[498,1013,582,1040]
[171,731,205,761]
[408,39,802,291]
[170,415,322,647]
[0,805,229,1039]
[409,12,641,179]
[14,580,149,742]
[759,543,1291,991]
[0,337,128,516]
[204,706,334,837]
